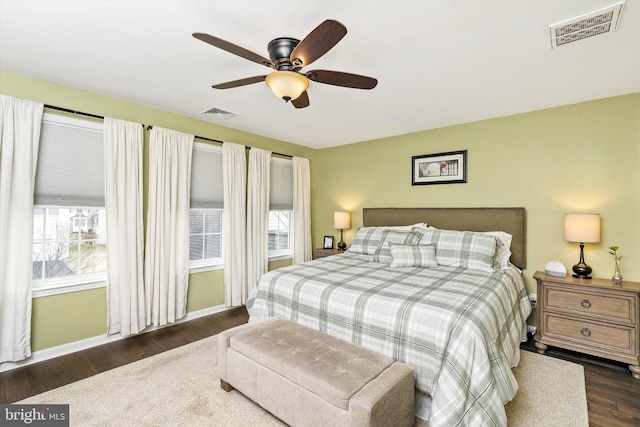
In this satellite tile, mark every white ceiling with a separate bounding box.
[1,1,639,149]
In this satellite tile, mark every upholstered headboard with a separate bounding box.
[363,207,526,269]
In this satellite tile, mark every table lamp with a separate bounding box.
[564,213,600,279]
[334,211,351,251]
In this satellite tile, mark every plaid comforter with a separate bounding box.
[246,253,531,427]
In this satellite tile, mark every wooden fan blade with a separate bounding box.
[212,75,267,89]
[291,91,310,109]
[306,70,378,89]
[193,32,274,69]
[290,20,347,67]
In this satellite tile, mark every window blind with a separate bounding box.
[191,142,224,208]
[270,157,293,210]
[34,114,105,207]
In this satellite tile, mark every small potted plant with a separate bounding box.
[609,245,623,285]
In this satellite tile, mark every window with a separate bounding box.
[32,113,106,294]
[189,142,224,270]
[72,216,88,232]
[189,209,222,261]
[32,207,107,280]
[268,210,292,254]
[269,157,293,257]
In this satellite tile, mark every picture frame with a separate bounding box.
[323,235,334,249]
[411,150,467,185]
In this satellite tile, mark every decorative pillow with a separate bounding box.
[389,243,438,268]
[418,228,497,272]
[348,227,387,255]
[348,224,427,254]
[372,230,422,264]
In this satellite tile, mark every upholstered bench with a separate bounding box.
[218,318,415,427]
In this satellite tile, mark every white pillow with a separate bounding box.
[385,223,428,231]
[482,231,513,270]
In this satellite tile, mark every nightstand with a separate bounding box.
[533,271,640,378]
[313,248,342,259]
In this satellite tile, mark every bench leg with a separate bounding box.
[220,379,234,392]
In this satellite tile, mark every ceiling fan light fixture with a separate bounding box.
[265,71,309,102]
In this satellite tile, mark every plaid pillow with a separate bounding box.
[419,228,497,272]
[389,243,438,268]
[348,227,387,255]
[348,224,430,254]
[373,230,422,264]
[483,231,513,270]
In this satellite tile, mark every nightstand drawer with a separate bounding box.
[544,313,636,356]
[545,286,636,325]
[313,248,341,259]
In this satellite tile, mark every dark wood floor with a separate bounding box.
[0,307,248,404]
[2,308,639,426]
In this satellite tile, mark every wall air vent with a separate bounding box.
[201,107,237,121]
[549,1,625,49]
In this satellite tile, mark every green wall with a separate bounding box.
[31,259,290,352]
[31,288,107,351]
[310,93,640,295]
[1,70,304,352]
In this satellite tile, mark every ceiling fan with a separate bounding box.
[192,19,378,109]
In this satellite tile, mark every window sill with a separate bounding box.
[32,255,291,296]
[189,264,224,274]
[269,253,293,262]
[32,276,107,298]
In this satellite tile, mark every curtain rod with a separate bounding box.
[146,125,294,159]
[45,104,146,128]
[44,104,294,159]
[44,104,105,121]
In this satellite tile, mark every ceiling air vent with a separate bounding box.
[549,1,625,49]
[201,107,237,121]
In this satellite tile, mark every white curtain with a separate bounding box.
[145,127,193,326]
[246,148,271,292]
[0,95,43,362]
[104,118,145,336]
[292,157,312,264]
[223,142,247,306]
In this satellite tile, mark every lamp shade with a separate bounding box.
[334,211,351,230]
[265,71,309,101]
[564,213,600,243]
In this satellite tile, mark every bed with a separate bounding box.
[247,207,531,427]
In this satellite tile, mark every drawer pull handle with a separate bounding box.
[581,299,591,309]
[581,328,591,337]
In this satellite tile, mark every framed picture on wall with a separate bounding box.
[323,236,334,249]
[412,150,467,185]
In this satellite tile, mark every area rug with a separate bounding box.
[17,336,588,426]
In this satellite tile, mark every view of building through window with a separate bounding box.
[32,207,107,280]
[268,210,291,252]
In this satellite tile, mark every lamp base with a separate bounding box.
[337,228,347,251]
[572,262,593,279]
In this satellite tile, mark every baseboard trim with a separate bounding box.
[0,304,231,373]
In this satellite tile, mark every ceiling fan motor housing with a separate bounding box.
[268,37,300,70]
